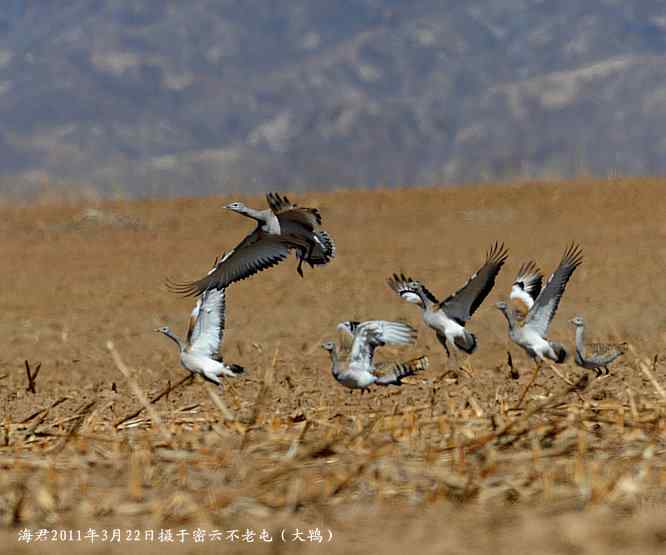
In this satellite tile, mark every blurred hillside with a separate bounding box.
[2,1,666,196]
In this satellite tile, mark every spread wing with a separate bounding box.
[188,288,226,358]
[166,229,290,297]
[512,261,543,301]
[387,273,438,305]
[510,261,543,319]
[349,320,417,366]
[266,192,322,229]
[524,243,583,338]
[336,320,361,351]
[440,242,509,324]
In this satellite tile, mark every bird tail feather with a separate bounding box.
[377,356,429,385]
[549,341,568,363]
[226,363,245,375]
[454,331,477,354]
[305,230,336,267]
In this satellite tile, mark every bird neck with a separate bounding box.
[239,206,267,222]
[164,330,185,352]
[328,347,338,364]
[327,347,339,372]
[575,325,585,354]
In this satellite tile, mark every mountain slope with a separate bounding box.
[1,1,666,196]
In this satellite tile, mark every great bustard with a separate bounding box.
[495,243,583,403]
[387,242,509,364]
[155,287,244,385]
[321,320,429,390]
[167,192,335,296]
[569,316,626,376]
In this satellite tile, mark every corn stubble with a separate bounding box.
[0,178,665,554]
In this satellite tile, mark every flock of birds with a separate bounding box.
[156,193,626,396]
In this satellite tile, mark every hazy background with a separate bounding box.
[2,1,666,197]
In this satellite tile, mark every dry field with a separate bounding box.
[1,178,666,554]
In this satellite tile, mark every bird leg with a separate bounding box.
[514,359,542,409]
[305,241,314,260]
[296,242,315,277]
[436,333,451,358]
[507,351,520,380]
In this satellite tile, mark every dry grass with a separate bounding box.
[1,178,666,554]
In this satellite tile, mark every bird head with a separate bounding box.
[321,341,336,352]
[154,326,171,335]
[495,301,508,312]
[224,201,248,213]
[569,316,585,327]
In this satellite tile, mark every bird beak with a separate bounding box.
[153,328,161,333]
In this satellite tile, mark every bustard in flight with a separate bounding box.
[387,242,509,363]
[167,192,335,296]
[321,320,428,390]
[495,243,583,404]
[155,286,244,385]
[569,316,626,376]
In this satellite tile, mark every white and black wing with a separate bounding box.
[440,242,509,324]
[336,320,362,351]
[349,320,417,366]
[167,230,291,297]
[188,288,227,358]
[510,261,543,317]
[387,273,437,305]
[337,320,393,339]
[525,243,583,338]
[513,261,543,299]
